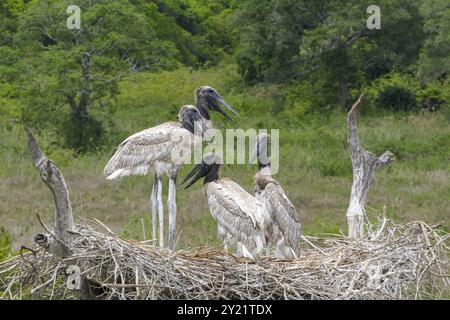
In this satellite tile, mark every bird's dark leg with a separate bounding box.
[151,174,158,246]
[167,174,177,251]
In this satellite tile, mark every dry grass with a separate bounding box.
[1,216,448,300]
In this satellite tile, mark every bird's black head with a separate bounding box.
[178,105,206,134]
[181,153,222,189]
[195,86,239,122]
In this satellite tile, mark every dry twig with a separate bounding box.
[0,217,448,300]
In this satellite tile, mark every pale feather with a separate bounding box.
[263,182,302,255]
[104,122,195,179]
[206,179,264,255]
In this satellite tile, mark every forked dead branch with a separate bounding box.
[0,100,448,299]
[346,94,394,239]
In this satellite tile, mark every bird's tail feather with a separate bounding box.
[106,166,150,180]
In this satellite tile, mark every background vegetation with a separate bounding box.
[0,0,449,259]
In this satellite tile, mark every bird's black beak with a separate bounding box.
[208,92,240,122]
[181,163,209,189]
[248,141,259,165]
[248,134,270,166]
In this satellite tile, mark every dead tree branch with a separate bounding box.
[346,95,394,239]
[26,128,74,257]
[26,129,102,299]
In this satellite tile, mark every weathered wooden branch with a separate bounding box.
[26,128,74,257]
[26,129,103,299]
[346,95,394,239]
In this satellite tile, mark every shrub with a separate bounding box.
[417,82,449,112]
[60,115,108,153]
[358,72,419,113]
[377,85,417,112]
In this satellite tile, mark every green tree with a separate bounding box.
[235,0,426,109]
[417,0,450,81]
[11,0,181,151]
[150,0,237,66]
[0,0,27,45]
[234,0,324,84]
[299,0,425,109]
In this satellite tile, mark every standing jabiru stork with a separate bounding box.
[181,154,267,260]
[249,133,302,259]
[104,87,238,250]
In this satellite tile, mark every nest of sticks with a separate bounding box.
[0,216,448,300]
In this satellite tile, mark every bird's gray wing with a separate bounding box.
[264,182,302,254]
[104,122,190,178]
[207,180,264,253]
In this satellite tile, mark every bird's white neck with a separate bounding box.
[258,166,272,176]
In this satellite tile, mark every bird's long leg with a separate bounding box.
[150,174,158,246]
[224,233,235,253]
[157,175,164,248]
[218,225,229,252]
[265,238,271,257]
[240,244,256,260]
[167,175,177,251]
[235,242,243,257]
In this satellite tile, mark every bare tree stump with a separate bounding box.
[346,95,394,239]
[26,129,104,299]
[26,128,74,257]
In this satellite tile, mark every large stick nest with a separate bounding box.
[0,217,448,300]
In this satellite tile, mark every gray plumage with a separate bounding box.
[104,105,204,250]
[255,175,302,258]
[181,153,265,260]
[207,178,265,259]
[104,121,196,179]
[104,85,238,251]
[250,132,302,259]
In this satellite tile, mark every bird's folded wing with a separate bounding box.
[220,179,265,227]
[104,122,188,177]
[265,182,302,252]
[207,181,262,245]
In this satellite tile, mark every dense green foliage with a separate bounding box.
[0,0,236,150]
[1,0,448,151]
[418,0,450,81]
[234,0,449,110]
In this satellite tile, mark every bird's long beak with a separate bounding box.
[193,120,204,134]
[248,145,258,165]
[249,140,259,165]
[210,93,240,121]
[181,163,209,189]
[248,134,270,166]
[217,96,240,118]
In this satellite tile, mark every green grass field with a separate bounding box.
[1,65,449,254]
